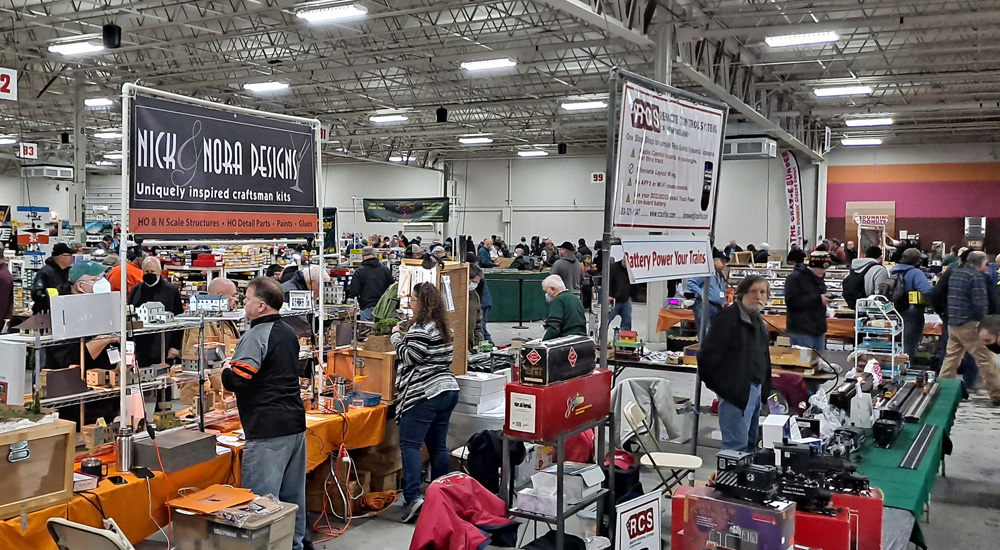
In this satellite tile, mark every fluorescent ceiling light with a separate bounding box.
[841,138,883,146]
[765,31,839,48]
[95,160,115,166]
[103,152,124,159]
[296,3,368,22]
[845,117,893,127]
[369,114,408,123]
[814,85,873,97]
[48,41,104,56]
[0,138,15,145]
[561,101,608,111]
[518,150,548,157]
[244,81,288,93]
[459,136,493,145]
[460,58,517,71]
[85,98,114,108]
[94,131,123,139]
[389,155,416,162]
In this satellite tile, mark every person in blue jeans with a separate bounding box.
[391,283,459,523]
[697,275,772,452]
[890,248,935,360]
[608,255,633,331]
[687,252,728,337]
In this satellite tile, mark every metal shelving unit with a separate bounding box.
[855,296,906,375]
[501,414,615,548]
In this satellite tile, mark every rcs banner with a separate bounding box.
[362,198,449,223]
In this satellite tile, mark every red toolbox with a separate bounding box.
[504,368,611,441]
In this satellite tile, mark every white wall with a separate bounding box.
[0,174,74,219]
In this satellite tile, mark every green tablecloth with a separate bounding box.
[484,271,549,322]
[857,377,962,520]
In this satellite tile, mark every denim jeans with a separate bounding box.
[398,390,459,503]
[242,432,308,550]
[360,307,374,322]
[901,306,925,360]
[719,384,762,452]
[610,299,633,331]
[481,306,493,343]
[691,300,721,338]
[786,331,826,353]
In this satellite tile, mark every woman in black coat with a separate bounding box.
[697,275,772,452]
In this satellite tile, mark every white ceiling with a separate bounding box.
[1,0,998,170]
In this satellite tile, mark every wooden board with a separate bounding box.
[329,348,398,403]
[0,419,75,520]
[399,260,469,376]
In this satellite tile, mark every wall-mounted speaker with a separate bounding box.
[558,143,567,155]
[436,107,448,123]
[103,24,122,49]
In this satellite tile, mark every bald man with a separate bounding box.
[182,278,242,363]
[129,256,185,366]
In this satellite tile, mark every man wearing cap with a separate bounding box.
[109,243,144,296]
[890,248,935,358]
[687,252,728,337]
[754,243,771,264]
[550,241,583,297]
[45,261,115,370]
[31,242,75,314]
[785,251,833,352]
[348,247,394,322]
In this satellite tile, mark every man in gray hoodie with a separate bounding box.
[551,241,583,297]
[850,246,890,297]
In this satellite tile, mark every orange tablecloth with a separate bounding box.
[656,308,937,340]
[0,404,388,550]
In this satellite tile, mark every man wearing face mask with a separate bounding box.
[468,265,484,349]
[181,278,242,364]
[129,257,185,367]
[697,275,772,452]
[541,275,586,340]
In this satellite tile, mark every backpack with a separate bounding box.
[930,270,952,318]
[842,263,877,309]
[876,272,910,312]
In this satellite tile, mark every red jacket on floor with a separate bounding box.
[410,474,520,550]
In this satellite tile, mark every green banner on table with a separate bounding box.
[322,207,337,255]
[362,198,449,223]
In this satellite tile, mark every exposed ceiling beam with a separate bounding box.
[535,0,655,47]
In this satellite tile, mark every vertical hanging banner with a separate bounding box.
[613,81,725,232]
[322,207,338,255]
[781,151,804,250]
[127,94,318,237]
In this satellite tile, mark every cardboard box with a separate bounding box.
[518,335,596,385]
[830,489,884,550]
[0,419,75,520]
[505,368,611,442]
[350,446,402,476]
[761,414,798,449]
[455,372,506,397]
[769,346,818,368]
[682,343,699,365]
[173,502,297,550]
[681,486,795,550]
[368,470,399,493]
[454,391,504,414]
[531,462,605,504]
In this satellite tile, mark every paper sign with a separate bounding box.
[17,143,37,159]
[0,67,16,101]
[508,392,536,433]
[616,491,660,549]
[620,236,713,283]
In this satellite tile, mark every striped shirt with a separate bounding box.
[391,321,458,419]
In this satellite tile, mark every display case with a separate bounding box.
[854,296,906,375]
[728,266,850,314]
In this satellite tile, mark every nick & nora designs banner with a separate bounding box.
[781,151,804,250]
[128,94,318,237]
[362,198,449,223]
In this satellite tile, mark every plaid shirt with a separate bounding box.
[947,264,989,326]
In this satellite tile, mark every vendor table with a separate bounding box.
[657,308,941,340]
[484,271,549,323]
[0,405,387,550]
[856,378,961,548]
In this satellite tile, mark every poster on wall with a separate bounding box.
[781,151,804,250]
[127,94,318,238]
[363,198,449,223]
[322,207,337,255]
[612,81,726,233]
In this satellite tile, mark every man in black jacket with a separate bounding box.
[223,277,308,550]
[698,275,771,452]
[129,257,185,366]
[608,255,633,331]
[31,242,74,313]
[348,247,393,322]
[785,251,832,352]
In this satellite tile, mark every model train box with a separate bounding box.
[0,418,75,520]
[681,486,795,550]
[505,368,611,441]
[518,335,596,385]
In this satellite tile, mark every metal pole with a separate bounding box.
[513,278,527,329]
[691,275,711,455]
[600,69,621,373]
[120,84,133,422]
[198,311,206,432]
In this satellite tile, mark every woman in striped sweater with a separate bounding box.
[391,282,459,523]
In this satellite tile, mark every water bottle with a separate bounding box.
[115,426,134,473]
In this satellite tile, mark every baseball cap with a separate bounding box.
[808,251,832,269]
[69,260,110,283]
[900,247,927,266]
[51,243,74,257]
[408,244,425,256]
[558,241,576,252]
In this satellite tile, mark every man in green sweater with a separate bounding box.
[542,275,587,340]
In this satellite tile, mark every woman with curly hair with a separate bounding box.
[391,282,459,523]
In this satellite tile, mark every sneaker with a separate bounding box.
[402,498,424,523]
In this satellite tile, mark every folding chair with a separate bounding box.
[622,401,702,495]
[47,517,135,550]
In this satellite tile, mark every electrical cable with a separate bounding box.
[77,491,107,519]
[146,478,170,549]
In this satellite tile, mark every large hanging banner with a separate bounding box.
[322,207,338,255]
[781,151,804,250]
[362,198,449,223]
[613,81,725,233]
[128,94,318,237]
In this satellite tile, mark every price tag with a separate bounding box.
[107,347,121,365]
[17,142,37,159]
[0,67,16,101]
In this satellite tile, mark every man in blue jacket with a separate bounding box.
[890,248,935,359]
[687,252,728,337]
[477,238,498,268]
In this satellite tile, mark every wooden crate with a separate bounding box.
[399,260,469,376]
[329,348,398,403]
[0,419,75,520]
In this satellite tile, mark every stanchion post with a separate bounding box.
[513,277,528,329]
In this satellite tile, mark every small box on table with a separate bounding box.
[680,486,795,550]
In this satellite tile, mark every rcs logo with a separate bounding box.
[631,99,660,132]
[626,508,655,539]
